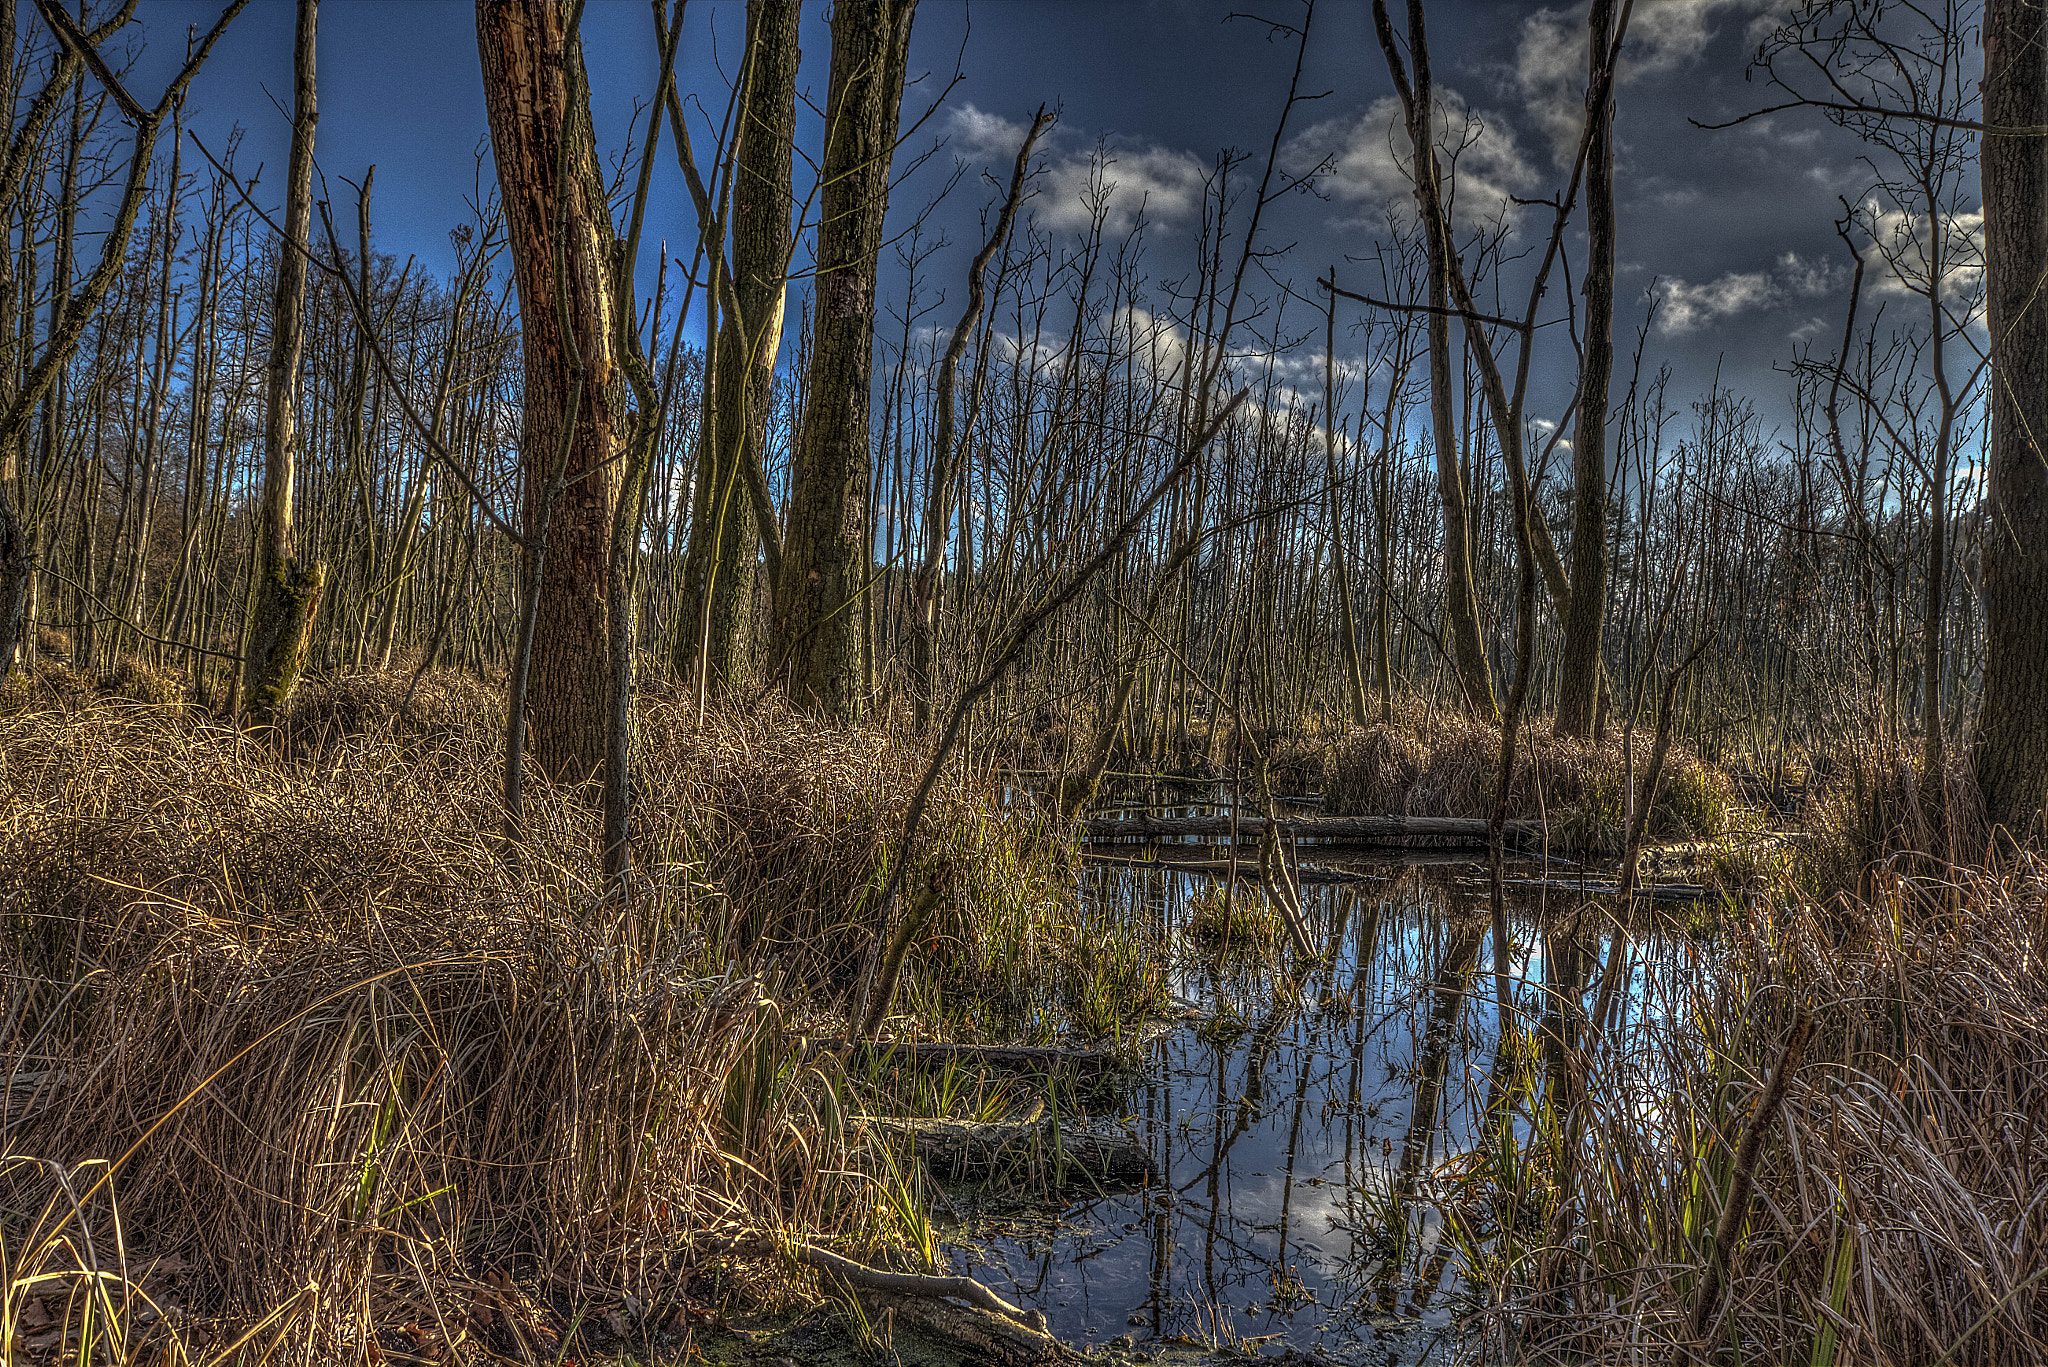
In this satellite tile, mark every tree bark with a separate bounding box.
[1373,0,1496,721]
[1553,0,1616,740]
[478,0,622,785]
[775,0,915,723]
[242,0,324,721]
[676,0,798,698]
[1977,0,2048,837]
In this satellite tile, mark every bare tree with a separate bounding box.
[477,0,625,784]
[241,0,323,721]
[775,0,915,722]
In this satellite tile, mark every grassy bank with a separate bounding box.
[1322,716,1735,854]
[1434,856,2048,1366]
[0,669,1151,1364]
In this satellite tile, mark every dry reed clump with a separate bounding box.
[33,625,71,661]
[1320,724,1425,815]
[633,695,1074,1009]
[274,666,506,757]
[1802,741,1990,893]
[1460,858,2048,1366]
[1323,718,1733,849]
[107,657,184,707]
[0,692,895,1363]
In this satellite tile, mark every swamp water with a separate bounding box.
[939,810,1693,1365]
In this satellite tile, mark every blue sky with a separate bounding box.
[110,0,1975,451]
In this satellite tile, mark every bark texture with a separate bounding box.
[1977,0,2048,835]
[776,0,915,723]
[1376,0,1496,721]
[242,0,323,721]
[677,0,798,696]
[478,0,622,784]
[1553,0,1616,740]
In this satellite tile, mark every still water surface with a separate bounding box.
[940,814,1683,1365]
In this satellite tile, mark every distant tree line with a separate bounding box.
[0,0,2041,839]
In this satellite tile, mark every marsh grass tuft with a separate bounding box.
[0,675,1120,1362]
[1443,856,2048,1366]
[1323,717,1735,852]
[1184,884,1285,953]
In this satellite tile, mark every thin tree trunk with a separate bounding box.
[1554,0,1616,740]
[677,0,798,698]
[1372,0,1496,720]
[241,0,323,719]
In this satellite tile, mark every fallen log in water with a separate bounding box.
[861,1113,1156,1188]
[1494,875,1713,902]
[1079,812,1547,846]
[811,1038,1129,1081]
[1082,850,1386,883]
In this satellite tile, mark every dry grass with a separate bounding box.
[1802,740,1991,894]
[1444,857,2048,1366]
[634,690,1077,1003]
[1323,717,1733,851]
[0,674,1093,1363]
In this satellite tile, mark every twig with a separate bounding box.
[1686,1004,1815,1352]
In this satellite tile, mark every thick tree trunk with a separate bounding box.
[676,0,797,697]
[776,0,914,723]
[1553,0,1616,741]
[478,0,622,785]
[241,0,324,721]
[1977,0,2048,836]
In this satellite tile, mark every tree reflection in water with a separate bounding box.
[942,857,1616,1365]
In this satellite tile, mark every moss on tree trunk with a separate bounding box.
[243,556,324,721]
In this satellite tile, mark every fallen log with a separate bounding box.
[1080,812,1547,845]
[1082,851,1385,883]
[864,1290,1077,1367]
[708,1237,1076,1365]
[812,1039,1128,1080]
[1494,875,1711,902]
[861,1114,1156,1188]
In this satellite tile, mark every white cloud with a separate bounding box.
[944,103,1209,237]
[1857,203,1984,302]
[1039,142,1210,235]
[946,103,1034,162]
[1288,90,1537,229]
[1107,305,1191,381]
[1650,248,1854,334]
[1777,250,1845,298]
[1653,270,1777,334]
[1513,1,1787,166]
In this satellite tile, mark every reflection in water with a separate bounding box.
[944,861,1564,1366]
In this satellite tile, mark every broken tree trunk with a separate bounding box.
[864,1291,1075,1367]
